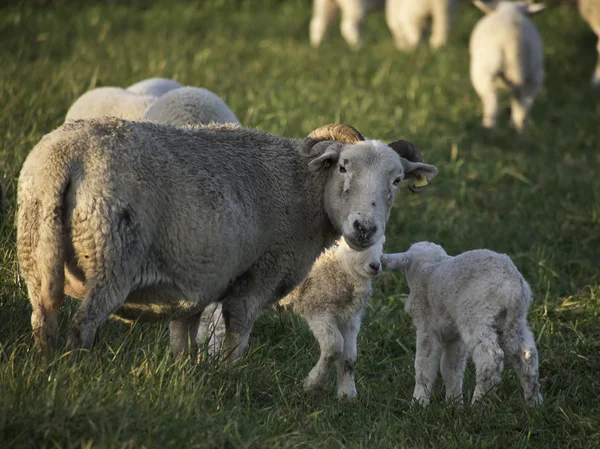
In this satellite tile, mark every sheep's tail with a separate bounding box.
[36,159,72,312]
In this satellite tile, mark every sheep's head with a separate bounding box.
[473,1,546,15]
[338,235,385,279]
[303,124,438,252]
[382,241,448,272]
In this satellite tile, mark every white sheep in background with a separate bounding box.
[579,0,600,86]
[277,236,384,398]
[126,77,183,97]
[386,0,459,51]
[470,1,546,133]
[382,242,543,406]
[310,0,375,49]
[65,87,155,122]
[143,87,240,126]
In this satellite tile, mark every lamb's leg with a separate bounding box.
[310,0,338,48]
[510,84,540,134]
[412,330,442,406]
[336,312,362,399]
[503,320,543,406]
[67,282,129,350]
[392,15,423,51]
[340,0,365,49]
[594,39,600,86]
[304,314,344,395]
[430,0,451,49]
[169,313,201,356]
[463,325,504,404]
[30,284,63,357]
[440,337,468,405]
[471,71,498,129]
[196,302,226,359]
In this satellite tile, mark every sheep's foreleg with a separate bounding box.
[337,312,362,399]
[304,314,344,395]
[412,330,442,406]
[169,313,201,356]
[310,0,338,47]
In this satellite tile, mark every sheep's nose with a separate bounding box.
[353,220,378,240]
[369,262,381,272]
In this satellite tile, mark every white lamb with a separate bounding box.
[386,0,459,51]
[65,87,155,122]
[126,77,183,97]
[579,0,600,86]
[382,242,543,406]
[277,236,385,398]
[143,87,240,126]
[470,1,546,133]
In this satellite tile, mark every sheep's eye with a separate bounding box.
[339,165,347,174]
[393,178,402,186]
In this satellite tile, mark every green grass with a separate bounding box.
[1,1,600,448]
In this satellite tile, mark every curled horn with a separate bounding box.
[307,124,365,144]
[387,140,424,163]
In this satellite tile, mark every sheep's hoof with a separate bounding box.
[525,392,543,407]
[303,378,326,395]
[337,387,357,400]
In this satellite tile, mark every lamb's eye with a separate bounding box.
[393,178,402,186]
[339,165,347,174]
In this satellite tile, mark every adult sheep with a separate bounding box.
[579,0,600,86]
[143,87,240,126]
[17,120,438,359]
[126,77,183,97]
[65,87,155,122]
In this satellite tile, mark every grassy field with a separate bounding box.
[1,0,600,448]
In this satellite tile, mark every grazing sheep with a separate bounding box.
[17,121,438,358]
[579,0,600,86]
[143,87,240,126]
[65,87,155,122]
[470,1,546,133]
[278,236,385,398]
[382,242,543,406]
[126,77,183,97]
[386,0,459,51]
[310,0,384,49]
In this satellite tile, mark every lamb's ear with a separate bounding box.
[473,1,496,14]
[306,141,343,172]
[523,3,546,15]
[381,253,410,270]
[401,159,438,193]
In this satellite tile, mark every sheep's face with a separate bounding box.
[312,140,437,252]
[339,235,385,279]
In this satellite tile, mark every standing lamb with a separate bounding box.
[386,0,459,51]
[382,242,543,406]
[278,236,385,398]
[470,1,546,133]
[143,87,240,126]
[17,121,438,358]
[65,87,155,122]
[579,0,600,86]
[126,77,183,97]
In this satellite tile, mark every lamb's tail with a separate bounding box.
[35,157,72,312]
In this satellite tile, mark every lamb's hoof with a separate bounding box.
[337,386,357,400]
[525,392,543,407]
[482,118,496,129]
[303,378,325,396]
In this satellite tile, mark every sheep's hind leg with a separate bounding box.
[169,313,201,356]
[463,325,504,404]
[510,85,539,134]
[67,281,130,351]
[502,320,543,406]
[220,295,263,363]
[412,329,442,406]
[429,0,451,49]
[30,284,64,357]
[340,0,365,49]
[310,0,338,48]
[440,337,468,405]
[336,312,362,399]
[196,302,226,359]
[304,314,343,395]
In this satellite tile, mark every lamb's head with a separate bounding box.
[382,241,448,272]
[304,124,438,252]
[338,235,385,279]
[473,1,546,15]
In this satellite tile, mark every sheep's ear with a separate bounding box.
[401,159,438,193]
[473,1,496,14]
[524,3,546,15]
[381,253,410,270]
[307,141,342,172]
